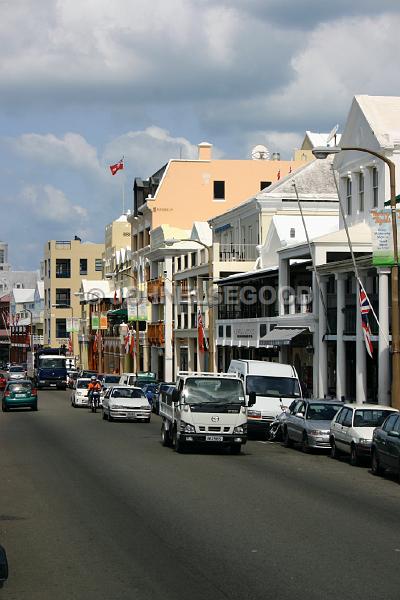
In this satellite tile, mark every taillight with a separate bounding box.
[31,388,37,396]
[4,390,10,397]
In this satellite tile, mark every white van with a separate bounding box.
[228,360,302,433]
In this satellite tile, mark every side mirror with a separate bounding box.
[248,391,256,407]
[0,545,9,588]
[172,389,180,403]
[295,412,304,418]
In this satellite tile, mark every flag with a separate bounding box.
[109,158,124,176]
[277,170,281,180]
[197,306,208,352]
[68,334,73,354]
[130,330,135,355]
[113,289,118,306]
[93,330,99,353]
[124,332,130,354]
[289,166,292,174]
[359,285,373,358]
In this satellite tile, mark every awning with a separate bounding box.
[259,327,309,346]
[107,308,128,317]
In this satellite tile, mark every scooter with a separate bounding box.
[89,391,100,413]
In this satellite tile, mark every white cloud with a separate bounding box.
[20,184,88,223]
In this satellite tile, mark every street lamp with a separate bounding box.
[313,145,400,408]
[164,238,215,372]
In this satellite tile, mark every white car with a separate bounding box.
[102,385,151,422]
[330,403,398,465]
[71,378,91,407]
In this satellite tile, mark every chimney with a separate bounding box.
[198,142,213,161]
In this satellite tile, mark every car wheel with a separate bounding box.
[230,444,242,455]
[301,432,311,453]
[144,418,151,423]
[371,449,384,476]
[161,422,171,447]
[282,427,293,448]
[102,408,107,420]
[350,444,359,466]
[31,403,38,411]
[108,410,113,422]
[330,438,339,459]
[2,402,8,412]
[172,427,185,453]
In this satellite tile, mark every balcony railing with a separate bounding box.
[219,244,258,262]
[55,241,71,250]
[148,321,165,345]
[147,277,165,303]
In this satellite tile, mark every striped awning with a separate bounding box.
[259,327,308,346]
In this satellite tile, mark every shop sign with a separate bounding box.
[100,313,108,330]
[91,315,99,330]
[232,323,257,341]
[127,298,147,322]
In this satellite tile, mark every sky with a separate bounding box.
[1,0,400,269]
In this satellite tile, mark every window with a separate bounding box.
[184,255,189,269]
[353,409,394,428]
[191,252,197,267]
[80,258,88,275]
[383,414,398,432]
[0,249,4,263]
[336,408,347,425]
[346,177,352,215]
[260,181,272,191]
[213,180,225,200]
[226,325,231,338]
[358,172,364,212]
[56,288,71,306]
[56,318,67,339]
[177,257,181,271]
[372,167,378,207]
[342,409,353,428]
[218,325,223,337]
[95,259,102,271]
[56,259,71,278]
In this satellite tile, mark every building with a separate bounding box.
[0,293,10,363]
[43,239,105,355]
[103,213,132,287]
[294,131,342,162]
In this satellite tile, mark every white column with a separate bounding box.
[355,273,367,403]
[336,273,346,401]
[278,257,289,316]
[188,337,195,372]
[318,277,328,398]
[164,256,173,382]
[378,268,391,405]
[312,272,319,398]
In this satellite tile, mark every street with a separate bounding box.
[1,391,400,600]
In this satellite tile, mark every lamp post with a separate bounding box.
[164,238,215,372]
[25,308,33,351]
[313,145,400,408]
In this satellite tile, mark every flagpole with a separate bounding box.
[330,166,389,344]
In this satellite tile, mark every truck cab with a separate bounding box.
[33,350,68,390]
[159,371,254,454]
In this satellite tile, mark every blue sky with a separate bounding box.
[1,0,400,269]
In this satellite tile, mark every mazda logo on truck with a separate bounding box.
[211,416,220,422]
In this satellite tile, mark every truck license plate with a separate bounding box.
[206,435,223,442]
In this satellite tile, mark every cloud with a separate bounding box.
[20,184,88,223]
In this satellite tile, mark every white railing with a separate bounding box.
[219,243,258,262]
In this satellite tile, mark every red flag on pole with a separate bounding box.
[130,330,135,355]
[359,285,373,358]
[109,158,124,176]
[113,289,117,306]
[197,307,208,352]
[277,170,281,180]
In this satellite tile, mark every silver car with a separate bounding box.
[8,365,26,381]
[282,399,343,451]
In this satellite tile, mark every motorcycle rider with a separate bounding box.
[87,375,102,409]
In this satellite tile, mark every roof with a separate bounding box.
[355,95,400,148]
[269,215,339,247]
[36,281,44,299]
[12,288,35,304]
[81,279,113,301]
[304,131,342,148]
[311,221,371,245]
[191,222,212,247]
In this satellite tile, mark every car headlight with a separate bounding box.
[358,438,371,445]
[247,410,261,418]
[233,424,247,434]
[140,405,150,410]
[309,429,328,436]
[111,404,123,410]
[180,421,195,433]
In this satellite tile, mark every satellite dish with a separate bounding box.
[326,124,339,146]
[251,144,270,160]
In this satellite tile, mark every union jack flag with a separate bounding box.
[359,285,373,358]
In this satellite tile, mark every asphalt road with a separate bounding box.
[1,390,400,600]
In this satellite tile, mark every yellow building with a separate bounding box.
[43,239,105,356]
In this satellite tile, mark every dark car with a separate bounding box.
[0,544,8,588]
[371,412,400,478]
[152,382,175,414]
[79,370,97,379]
[2,380,38,412]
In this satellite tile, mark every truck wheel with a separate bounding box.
[230,444,242,455]
[161,421,171,446]
[172,427,185,453]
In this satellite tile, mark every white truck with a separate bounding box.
[228,360,302,435]
[159,371,255,454]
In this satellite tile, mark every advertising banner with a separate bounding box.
[66,317,80,333]
[100,313,108,330]
[370,209,400,266]
[91,314,99,330]
[127,298,147,322]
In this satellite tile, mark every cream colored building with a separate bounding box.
[43,239,105,354]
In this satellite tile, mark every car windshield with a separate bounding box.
[104,375,121,384]
[353,409,394,427]
[77,380,90,389]
[246,375,300,398]
[306,403,342,421]
[9,383,32,393]
[40,358,66,369]
[184,378,244,405]
[10,366,24,372]
[112,388,145,399]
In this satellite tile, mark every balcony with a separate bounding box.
[148,321,165,346]
[219,244,258,262]
[147,277,165,303]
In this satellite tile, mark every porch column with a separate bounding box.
[278,256,289,316]
[318,277,328,398]
[355,273,367,403]
[164,256,174,382]
[336,273,346,401]
[378,268,391,405]
[312,272,319,398]
[188,337,195,371]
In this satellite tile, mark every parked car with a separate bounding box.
[0,544,8,588]
[79,370,97,379]
[142,383,159,408]
[0,372,7,390]
[71,378,91,407]
[282,399,343,451]
[371,412,400,478]
[102,385,151,422]
[153,382,175,414]
[330,404,398,465]
[2,380,38,412]
[100,374,121,390]
[8,365,26,381]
